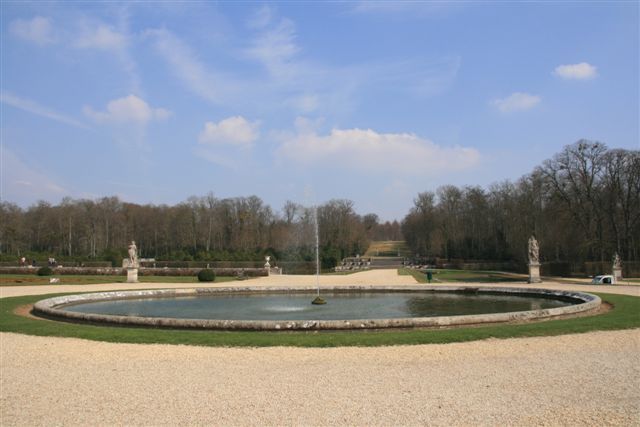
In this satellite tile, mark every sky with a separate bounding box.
[1,1,638,221]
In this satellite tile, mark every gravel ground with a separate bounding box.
[1,270,639,426]
[2,330,639,426]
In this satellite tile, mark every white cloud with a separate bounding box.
[1,92,88,129]
[276,126,479,175]
[83,95,171,124]
[553,62,598,80]
[198,116,260,147]
[491,92,541,113]
[9,16,56,45]
[74,23,127,50]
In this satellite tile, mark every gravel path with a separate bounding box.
[2,330,639,426]
[1,270,639,426]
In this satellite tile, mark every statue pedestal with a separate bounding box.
[127,267,139,283]
[528,263,542,284]
[613,267,622,283]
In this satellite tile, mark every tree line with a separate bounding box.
[0,193,401,267]
[401,141,640,266]
[1,140,636,269]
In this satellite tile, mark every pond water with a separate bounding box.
[63,291,573,321]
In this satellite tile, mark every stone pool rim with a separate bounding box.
[32,286,601,331]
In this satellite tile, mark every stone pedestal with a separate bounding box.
[613,267,622,284]
[528,263,542,284]
[126,267,139,283]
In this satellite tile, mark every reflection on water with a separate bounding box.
[64,291,572,321]
[404,294,561,317]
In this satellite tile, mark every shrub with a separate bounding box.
[197,269,216,282]
[37,266,53,276]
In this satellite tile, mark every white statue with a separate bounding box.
[528,236,539,264]
[128,241,138,267]
[613,253,622,269]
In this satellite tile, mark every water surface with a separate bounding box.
[64,291,572,321]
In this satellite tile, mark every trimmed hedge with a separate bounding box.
[0,266,268,277]
[197,269,216,282]
[36,266,53,276]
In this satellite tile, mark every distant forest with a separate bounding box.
[1,140,638,268]
[0,193,401,268]
[403,140,639,265]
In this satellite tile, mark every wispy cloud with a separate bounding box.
[247,5,274,29]
[491,92,541,113]
[553,62,598,80]
[351,1,462,17]
[73,12,141,94]
[147,8,459,117]
[83,95,171,124]
[0,146,69,205]
[9,16,56,45]
[146,28,242,104]
[245,17,300,79]
[359,56,461,97]
[1,92,89,129]
[10,13,141,94]
[276,122,479,175]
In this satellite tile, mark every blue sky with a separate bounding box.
[1,1,638,220]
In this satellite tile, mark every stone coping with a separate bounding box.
[32,286,601,331]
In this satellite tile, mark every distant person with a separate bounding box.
[19,257,26,266]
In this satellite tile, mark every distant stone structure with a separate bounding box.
[612,252,622,283]
[528,236,539,264]
[527,236,541,284]
[263,256,281,276]
[125,240,139,283]
[335,257,372,272]
[128,241,138,267]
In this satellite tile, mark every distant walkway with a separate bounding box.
[0,269,418,298]
[1,268,638,298]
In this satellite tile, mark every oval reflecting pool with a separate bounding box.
[62,291,572,321]
[33,286,601,330]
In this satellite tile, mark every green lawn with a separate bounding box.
[1,291,638,348]
[399,268,523,283]
[0,274,241,286]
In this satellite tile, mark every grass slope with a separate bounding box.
[1,291,638,348]
[364,241,411,257]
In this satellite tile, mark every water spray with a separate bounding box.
[311,205,326,305]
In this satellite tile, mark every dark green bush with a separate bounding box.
[37,266,53,276]
[197,269,216,282]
